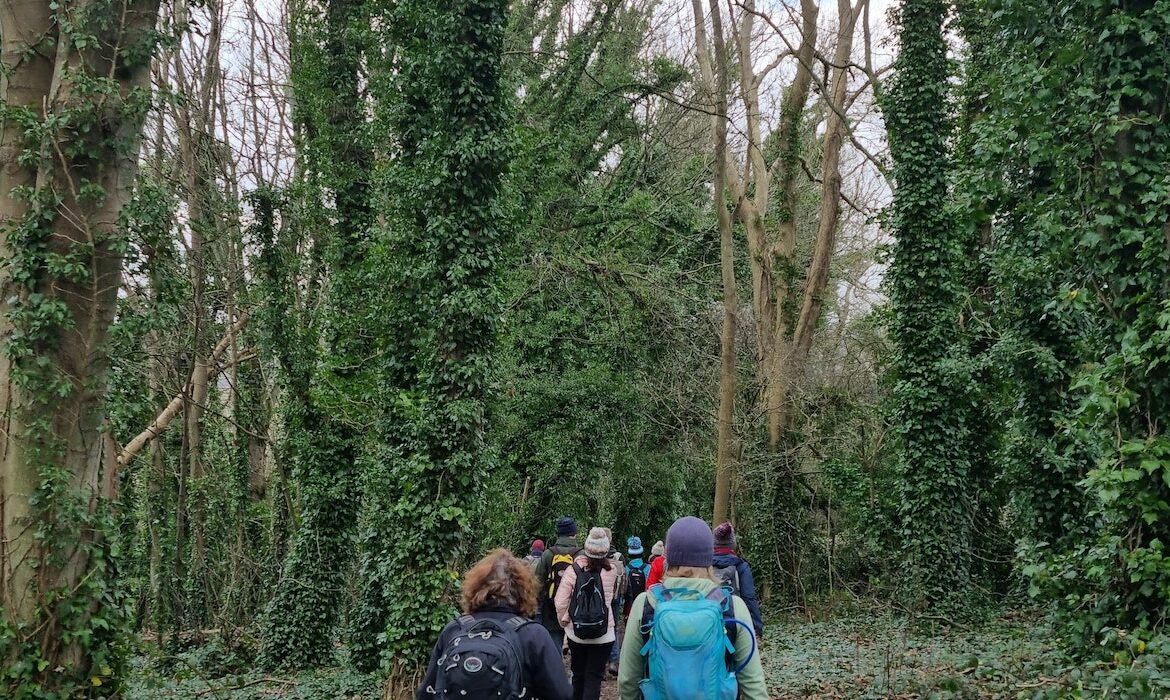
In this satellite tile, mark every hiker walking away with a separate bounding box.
[417,549,571,700]
[623,536,650,619]
[555,528,619,700]
[535,516,581,650]
[646,540,666,588]
[603,528,626,677]
[523,539,545,573]
[711,522,765,641]
[617,517,766,700]
[648,539,664,564]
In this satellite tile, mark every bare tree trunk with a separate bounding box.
[695,0,738,526]
[764,0,819,451]
[0,0,161,683]
[769,0,863,441]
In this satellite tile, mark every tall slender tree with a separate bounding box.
[260,0,372,667]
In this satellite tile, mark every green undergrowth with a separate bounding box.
[125,642,383,699]
[765,608,1170,699]
[125,608,1170,699]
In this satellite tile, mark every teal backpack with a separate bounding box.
[638,584,756,700]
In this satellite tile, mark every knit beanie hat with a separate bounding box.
[584,527,610,559]
[627,536,644,556]
[651,540,665,557]
[531,539,545,554]
[556,516,578,537]
[665,516,714,568]
[713,521,737,548]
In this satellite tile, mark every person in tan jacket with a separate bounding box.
[555,527,619,700]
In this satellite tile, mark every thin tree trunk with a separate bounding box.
[768,0,862,442]
[696,0,738,526]
[764,0,819,451]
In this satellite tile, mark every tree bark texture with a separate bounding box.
[0,0,161,683]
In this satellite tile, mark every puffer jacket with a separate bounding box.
[554,554,620,644]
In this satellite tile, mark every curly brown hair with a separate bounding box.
[461,549,538,618]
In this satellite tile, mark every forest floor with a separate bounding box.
[125,609,1118,699]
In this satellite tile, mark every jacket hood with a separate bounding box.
[552,534,578,548]
[713,551,743,565]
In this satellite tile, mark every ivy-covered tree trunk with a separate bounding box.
[884,0,974,606]
[349,0,509,671]
[259,0,372,668]
[981,0,1170,645]
[0,0,160,690]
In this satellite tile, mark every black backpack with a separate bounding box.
[429,615,529,700]
[627,560,649,600]
[714,562,741,595]
[569,563,608,639]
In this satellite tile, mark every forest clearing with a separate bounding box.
[1,0,1168,698]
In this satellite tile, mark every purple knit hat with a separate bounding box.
[665,516,714,568]
[713,522,736,548]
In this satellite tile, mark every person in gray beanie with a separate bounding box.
[616,516,766,700]
[555,527,619,700]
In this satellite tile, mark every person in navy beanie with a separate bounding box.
[616,516,767,699]
[664,515,714,566]
[712,521,764,639]
[535,516,581,649]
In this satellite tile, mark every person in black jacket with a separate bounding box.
[417,549,572,700]
[711,521,765,640]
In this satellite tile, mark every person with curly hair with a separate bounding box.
[417,549,571,700]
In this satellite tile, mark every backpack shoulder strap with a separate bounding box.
[705,587,739,647]
[639,584,670,633]
[506,615,533,630]
[457,614,476,629]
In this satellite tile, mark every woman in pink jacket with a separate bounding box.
[555,527,619,700]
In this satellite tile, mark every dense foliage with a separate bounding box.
[7,0,1170,694]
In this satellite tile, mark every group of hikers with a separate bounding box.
[417,515,768,700]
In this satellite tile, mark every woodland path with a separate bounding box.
[125,610,1064,699]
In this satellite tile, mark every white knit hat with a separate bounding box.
[584,527,610,559]
[651,540,665,557]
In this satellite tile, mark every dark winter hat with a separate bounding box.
[665,516,714,569]
[627,536,644,556]
[556,516,578,537]
[713,521,737,548]
[531,539,545,554]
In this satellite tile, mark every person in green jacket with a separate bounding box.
[535,516,581,650]
[616,516,767,700]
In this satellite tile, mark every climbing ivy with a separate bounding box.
[257,0,373,669]
[347,0,510,670]
[883,0,977,608]
[965,0,1170,650]
[0,0,161,695]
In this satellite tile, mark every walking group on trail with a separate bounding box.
[417,516,767,700]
